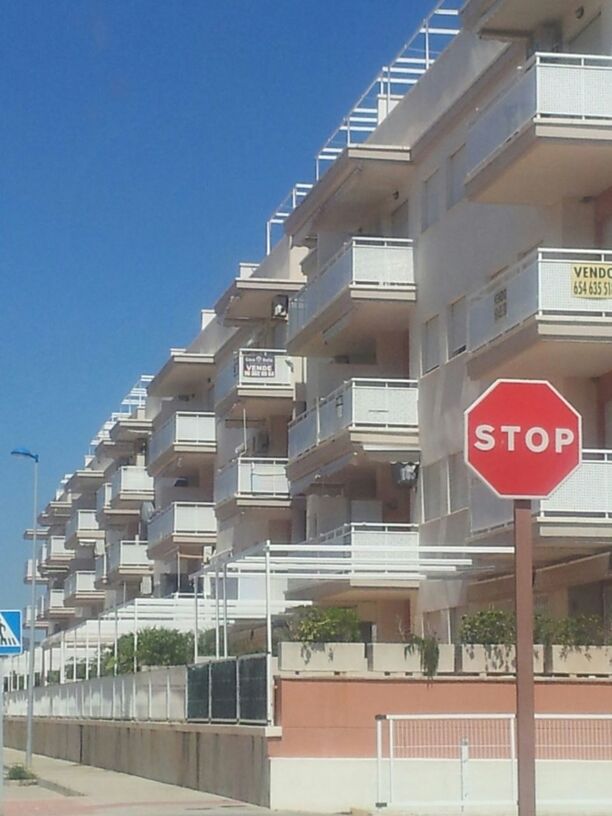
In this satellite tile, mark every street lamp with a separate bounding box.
[10,447,39,770]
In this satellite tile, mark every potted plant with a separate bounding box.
[278,607,367,673]
[460,609,544,674]
[549,615,612,675]
[367,618,454,676]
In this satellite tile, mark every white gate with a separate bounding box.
[376,713,612,813]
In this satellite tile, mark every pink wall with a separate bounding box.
[269,677,612,758]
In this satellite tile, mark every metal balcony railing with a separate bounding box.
[149,412,215,466]
[470,450,612,533]
[214,349,293,406]
[288,238,415,342]
[215,458,289,505]
[148,503,216,547]
[468,248,612,352]
[289,379,418,460]
[466,53,612,179]
[110,466,154,501]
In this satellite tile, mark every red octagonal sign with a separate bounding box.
[465,380,582,500]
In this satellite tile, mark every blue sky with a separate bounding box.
[0,0,434,610]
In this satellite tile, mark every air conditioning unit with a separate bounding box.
[392,461,420,487]
[271,295,289,320]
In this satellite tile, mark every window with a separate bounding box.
[448,453,468,513]
[447,297,467,358]
[447,145,466,209]
[422,315,440,374]
[421,169,440,231]
[422,460,448,522]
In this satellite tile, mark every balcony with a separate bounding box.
[470,450,612,563]
[23,605,47,629]
[148,348,215,398]
[467,248,612,378]
[23,557,47,585]
[465,53,612,205]
[285,523,471,602]
[64,572,105,605]
[107,540,153,581]
[147,502,216,559]
[148,412,216,477]
[215,349,294,418]
[287,237,415,356]
[462,0,577,37]
[288,379,419,485]
[40,589,75,621]
[110,466,154,507]
[65,510,104,549]
[214,458,290,518]
[41,536,72,571]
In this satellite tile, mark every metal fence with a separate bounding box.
[376,713,612,811]
[187,654,268,724]
[4,667,187,721]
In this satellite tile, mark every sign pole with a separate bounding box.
[514,498,536,816]
[0,657,5,816]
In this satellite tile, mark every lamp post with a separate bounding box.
[11,448,39,770]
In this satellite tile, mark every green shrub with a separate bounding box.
[460,609,515,646]
[289,607,361,643]
[552,615,608,647]
[404,634,440,678]
[7,764,36,781]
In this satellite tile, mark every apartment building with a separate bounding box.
[19,0,612,688]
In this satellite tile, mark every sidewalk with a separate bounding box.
[2,749,263,816]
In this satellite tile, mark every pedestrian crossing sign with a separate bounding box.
[0,610,22,656]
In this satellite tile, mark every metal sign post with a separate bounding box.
[514,499,536,816]
[0,610,24,814]
[465,379,582,816]
[0,657,4,816]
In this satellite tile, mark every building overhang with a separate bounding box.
[215,277,304,325]
[461,0,576,38]
[148,351,215,398]
[284,144,413,245]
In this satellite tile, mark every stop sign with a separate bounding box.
[465,379,582,499]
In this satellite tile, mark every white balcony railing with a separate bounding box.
[107,540,152,573]
[215,458,289,505]
[42,589,70,615]
[468,248,612,352]
[45,536,71,563]
[65,510,99,541]
[214,349,293,405]
[288,237,415,341]
[110,466,154,501]
[96,483,111,513]
[149,412,216,465]
[311,523,420,571]
[470,450,612,533]
[24,558,46,584]
[64,571,98,599]
[289,379,418,460]
[148,503,216,547]
[466,53,612,179]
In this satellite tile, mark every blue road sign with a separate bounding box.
[0,610,22,656]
